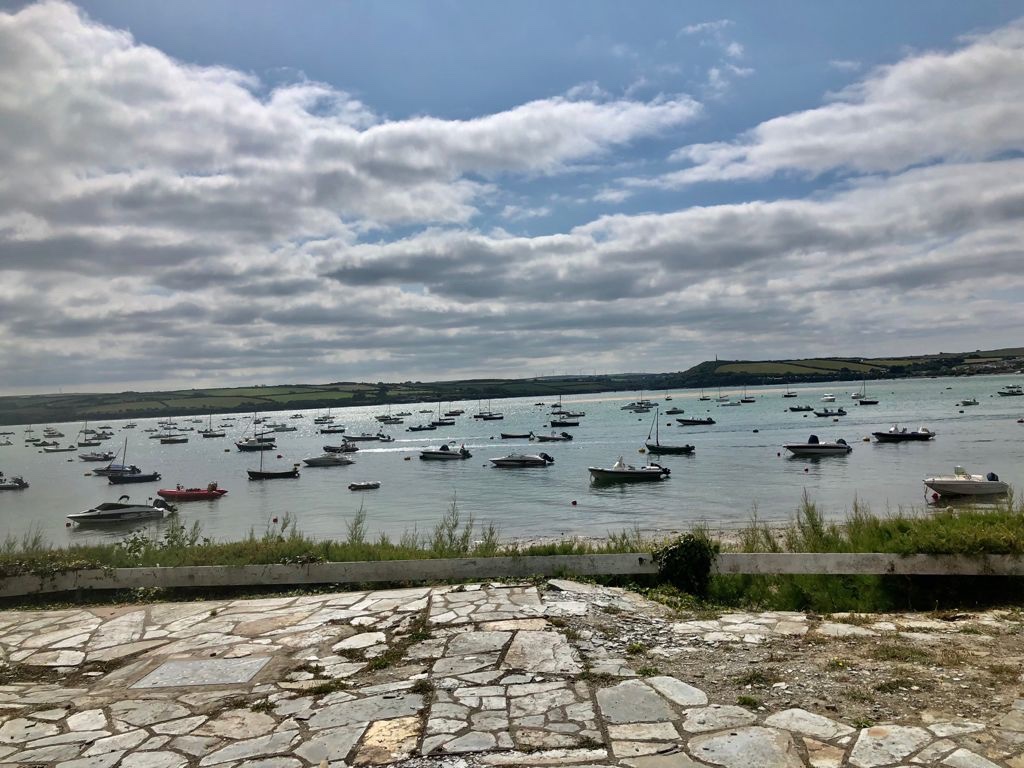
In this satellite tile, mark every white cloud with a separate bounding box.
[664,20,1024,184]
[680,20,733,36]
[500,205,552,221]
[725,41,745,59]
[828,59,862,72]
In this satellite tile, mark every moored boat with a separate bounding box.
[348,481,380,490]
[588,457,670,483]
[109,471,161,484]
[490,452,555,468]
[959,398,979,406]
[645,408,694,454]
[0,472,29,490]
[997,384,1023,396]
[788,405,813,412]
[676,417,715,426]
[783,435,852,456]
[68,495,175,524]
[79,451,116,461]
[247,466,300,480]
[531,431,574,442]
[157,483,228,501]
[42,445,77,453]
[924,466,1008,497]
[303,453,355,467]
[323,442,359,453]
[500,432,532,439]
[872,424,936,442]
[814,408,847,417]
[420,443,472,460]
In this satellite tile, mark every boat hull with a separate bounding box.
[247,469,300,479]
[676,418,715,425]
[588,468,669,482]
[108,472,161,484]
[924,479,1009,496]
[156,489,228,501]
[873,432,935,442]
[645,442,694,455]
[784,445,852,456]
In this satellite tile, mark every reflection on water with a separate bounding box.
[1,375,1022,546]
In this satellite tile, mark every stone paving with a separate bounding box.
[0,581,1021,766]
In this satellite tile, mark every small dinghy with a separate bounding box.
[348,481,380,491]
[531,431,574,442]
[420,443,472,460]
[303,453,355,467]
[157,482,228,501]
[925,466,1009,497]
[783,435,852,456]
[588,457,670,483]
[0,472,29,491]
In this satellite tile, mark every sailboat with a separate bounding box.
[783,385,798,398]
[199,414,225,438]
[645,407,695,454]
[236,412,277,450]
[855,376,879,405]
[107,438,161,484]
[699,388,711,401]
[739,386,756,404]
[77,420,101,447]
[247,441,300,480]
[431,402,455,427]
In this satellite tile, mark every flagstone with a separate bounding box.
[645,676,708,707]
[196,708,276,738]
[689,726,804,768]
[0,716,59,742]
[198,730,300,766]
[9,743,85,761]
[503,630,580,674]
[56,751,125,768]
[681,705,758,733]
[119,750,188,768]
[764,708,855,740]
[597,680,674,724]
[307,692,424,730]
[849,725,932,768]
[804,737,846,768]
[109,700,191,727]
[353,715,421,765]
[294,724,366,765]
[67,709,108,732]
[82,729,150,756]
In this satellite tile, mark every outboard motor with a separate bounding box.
[837,439,848,446]
[987,472,999,482]
[808,434,819,444]
[540,452,554,464]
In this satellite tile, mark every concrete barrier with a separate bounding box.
[1,551,1022,598]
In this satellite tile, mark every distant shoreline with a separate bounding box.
[1,346,1020,426]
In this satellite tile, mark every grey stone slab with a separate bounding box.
[645,676,708,707]
[119,752,188,768]
[109,700,191,726]
[503,631,581,674]
[447,631,512,656]
[681,705,758,733]
[689,726,803,768]
[0,716,59,742]
[67,709,108,732]
[942,749,1002,768]
[849,725,932,768]
[198,731,300,766]
[55,752,125,768]
[764,708,855,740]
[597,680,674,724]
[131,656,271,688]
[307,693,424,730]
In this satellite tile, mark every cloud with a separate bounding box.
[500,205,552,221]
[828,59,862,72]
[680,20,733,36]
[663,21,1024,184]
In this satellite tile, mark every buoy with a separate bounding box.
[958,410,964,414]
[571,500,577,506]
[804,467,809,472]
[224,448,230,452]
[639,448,646,453]
[276,454,283,458]
[404,456,411,461]
[272,517,278,523]
[863,437,870,442]
[777,452,781,457]
[753,429,759,433]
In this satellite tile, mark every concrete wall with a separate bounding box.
[2,551,1022,598]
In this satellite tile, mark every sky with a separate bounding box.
[1,1,1023,394]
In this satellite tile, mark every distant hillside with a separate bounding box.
[0,347,1020,425]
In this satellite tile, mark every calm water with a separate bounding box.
[1,375,1022,546]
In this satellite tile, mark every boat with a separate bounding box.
[490,452,555,468]
[857,398,879,406]
[273,425,298,432]
[247,454,301,480]
[531,431,574,442]
[303,453,355,467]
[676,417,715,426]
[588,457,670,483]
[236,437,276,451]
[320,425,347,434]
[739,387,756,404]
[68,495,175,524]
[348,481,380,491]
[92,463,141,477]
[109,471,161,484]
[550,419,579,427]
[0,472,29,490]
[420,443,472,460]
[699,388,711,402]
[720,401,742,407]
[473,400,504,420]
[665,407,685,415]
[160,436,189,444]
[783,386,798,398]
[959,398,979,406]
[431,418,456,427]
[79,451,116,461]
[789,405,813,412]
[813,408,847,417]
[821,394,836,402]
[323,442,359,453]
[500,432,532,439]
[783,434,852,457]
[444,409,464,417]
[35,440,59,447]
[0,439,11,446]
[407,424,437,432]
[872,424,936,442]
[157,483,228,501]
[42,444,77,453]
[645,408,695,455]
[997,385,1023,396]
[853,377,879,405]
[924,466,1008,497]
[201,430,226,438]
[346,432,393,442]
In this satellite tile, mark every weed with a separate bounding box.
[825,657,848,671]
[869,645,933,664]
[625,642,647,656]
[308,678,349,696]
[851,716,874,729]
[410,679,435,695]
[737,695,761,708]
[636,666,659,677]
[733,668,781,687]
[601,605,623,615]
[249,699,273,713]
[986,663,1021,682]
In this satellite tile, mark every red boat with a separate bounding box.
[157,482,228,501]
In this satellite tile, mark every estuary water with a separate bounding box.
[1,375,1022,546]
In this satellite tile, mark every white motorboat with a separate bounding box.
[323,442,359,453]
[0,472,29,490]
[588,457,670,483]
[997,384,1023,396]
[490,452,554,468]
[959,398,979,406]
[924,466,1009,497]
[303,453,355,467]
[68,495,175,525]
[348,481,380,491]
[783,435,852,456]
[531,431,574,442]
[420,444,472,460]
[346,432,393,442]
[79,451,116,461]
[821,393,836,402]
